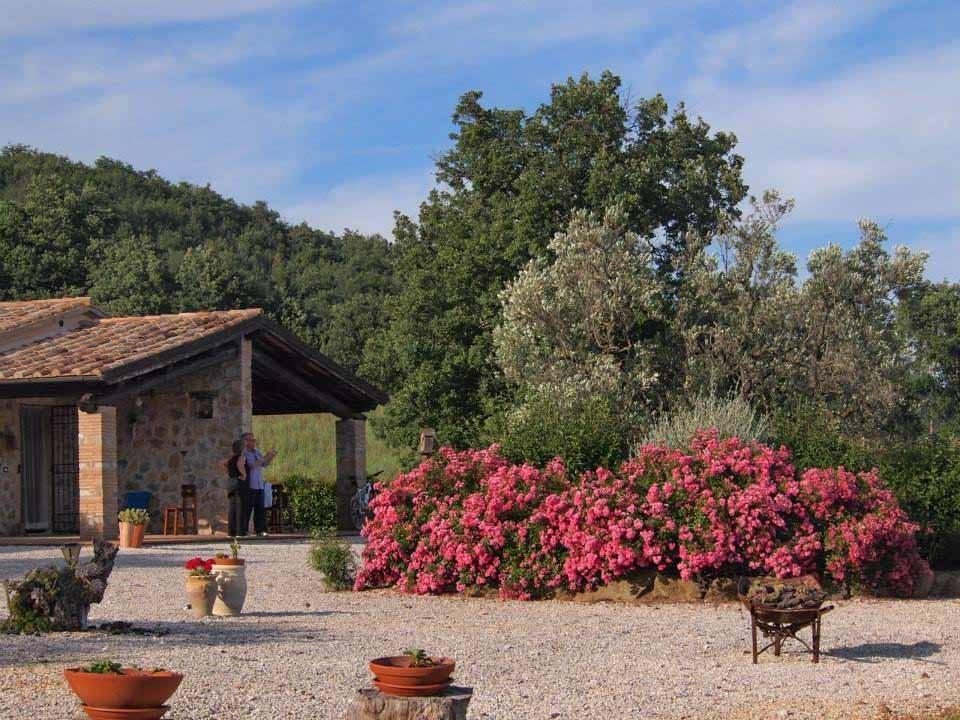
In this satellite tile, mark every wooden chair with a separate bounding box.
[162,484,198,535]
[267,483,294,534]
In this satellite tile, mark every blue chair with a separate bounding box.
[122,491,152,511]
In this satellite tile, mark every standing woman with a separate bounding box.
[221,439,247,536]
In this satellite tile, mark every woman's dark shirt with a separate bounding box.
[227,453,244,494]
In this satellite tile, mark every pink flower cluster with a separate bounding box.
[355,433,930,599]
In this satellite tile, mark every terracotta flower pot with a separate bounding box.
[118,522,146,549]
[369,657,455,696]
[63,668,183,708]
[184,575,216,618]
[80,706,171,720]
[212,557,245,566]
[211,562,247,616]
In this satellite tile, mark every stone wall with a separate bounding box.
[0,399,21,535]
[116,351,248,535]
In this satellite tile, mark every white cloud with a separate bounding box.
[282,168,436,238]
[2,0,956,245]
[391,0,653,44]
[699,0,896,76]
[0,56,312,206]
[0,17,332,205]
[2,1,310,38]
[685,41,960,222]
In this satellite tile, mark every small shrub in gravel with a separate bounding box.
[309,532,356,591]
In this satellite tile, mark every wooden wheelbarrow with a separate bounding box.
[743,600,835,663]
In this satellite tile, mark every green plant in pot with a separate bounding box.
[368,648,456,697]
[63,658,183,720]
[117,509,149,549]
[210,538,247,617]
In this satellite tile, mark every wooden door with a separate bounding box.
[20,405,52,532]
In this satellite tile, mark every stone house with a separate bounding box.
[0,298,387,539]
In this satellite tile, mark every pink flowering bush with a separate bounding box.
[356,432,930,598]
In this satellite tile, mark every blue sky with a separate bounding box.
[2,1,959,278]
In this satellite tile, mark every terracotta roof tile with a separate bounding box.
[0,297,94,334]
[0,309,262,381]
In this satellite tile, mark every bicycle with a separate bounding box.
[349,469,383,531]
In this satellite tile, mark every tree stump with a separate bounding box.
[346,687,473,720]
[3,540,119,631]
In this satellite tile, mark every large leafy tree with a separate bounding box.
[366,71,747,449]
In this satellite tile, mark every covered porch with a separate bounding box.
[0,300,388,539]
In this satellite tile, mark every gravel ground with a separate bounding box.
[0,541,957,720]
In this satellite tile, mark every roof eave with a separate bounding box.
[253,316,389,406]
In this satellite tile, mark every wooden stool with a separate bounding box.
[162,506,182,535]
[180,484,198,534]
[162,485,198,535]
[267,484,294,534]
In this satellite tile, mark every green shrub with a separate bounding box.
[774,401,960,568]
[283,474,336,533]
[772,400,871,470]
[639,393,771,450]
[1,606,52,635]
[308,532,356,591]
[493,391,631,474]
[876,436,960,568]
[117,508,149,525]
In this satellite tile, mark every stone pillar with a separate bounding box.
[240,337,253,434]
[78,406,119,540]
[335,417,366,531]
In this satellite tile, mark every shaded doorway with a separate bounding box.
[20,405,79,533]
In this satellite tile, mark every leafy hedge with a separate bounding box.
[282,474,336,533]
[356,435,931,599]
[775,403,960,568]
[492,391,630,475]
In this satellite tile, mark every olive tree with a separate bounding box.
[492,206,667,468]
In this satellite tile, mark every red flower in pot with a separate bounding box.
[184,557,214,575]
[184,557,217,618]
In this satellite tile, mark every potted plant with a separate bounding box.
[63,659,183,720]
[117,509,149,549]
[369,649,456,697]
[211,538,247,617]
[183,557,216,618]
